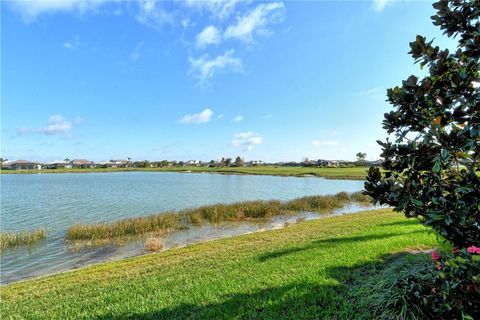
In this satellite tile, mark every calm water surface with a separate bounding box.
[1,172,366,284]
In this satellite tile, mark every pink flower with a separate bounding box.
[466,283,476,292]
[466,246,480,254]
[431,287,438,294]
[436,264,443,271]
[431,251,440,261]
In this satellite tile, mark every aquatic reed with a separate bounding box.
[66,192,372,241]
[0,228,47,250]
[144,237,164,252]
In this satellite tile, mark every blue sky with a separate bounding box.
[1,0,455,163]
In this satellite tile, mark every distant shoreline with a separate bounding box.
[0,166,369,180]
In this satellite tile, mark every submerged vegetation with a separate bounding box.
[66,191,371,241]
[0,228,47,250]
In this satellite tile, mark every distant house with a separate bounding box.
[316,159,351,167]
[185,160,199,166]
[46,160,72,169]
[2,160,42,170]
[71,159,95,168]
[246,160,264,166]
[98,160,129,168]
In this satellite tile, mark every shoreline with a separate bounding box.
[1,208,435,319]
[0,166,369,180]
[1,206,372,286]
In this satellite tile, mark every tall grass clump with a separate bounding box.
[0,228,47,250]
[185,200,283,225]
[67,212,181,241]
[66,192,372,241]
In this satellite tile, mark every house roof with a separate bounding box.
[3,160,40,165]
[72,159,93,164]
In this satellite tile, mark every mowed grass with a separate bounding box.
[1,209,439,319]
[66,192,371,241]
[1,166,370,179]
[0,228,47,250]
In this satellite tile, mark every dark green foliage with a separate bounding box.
[427,248,480,318]
[365,0,480,248]
[347,249,480,319]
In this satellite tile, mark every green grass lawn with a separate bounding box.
[0,166,370,179]
[1,209,439,319]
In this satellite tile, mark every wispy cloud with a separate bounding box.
[262,114,273,119]
[179,108,214,124]
[354,87,384,100]
[372,0,395,12]
[136,0,174,31]
[232,132,262,151]
[232,115,244,122]
[130,41,145,62]
[18,115,80,137]
[9,0,106,22]
[224,2,286,43]
[195,25,221,48]
[312,140,338,146]
[63,36,80,49]
[183,0,240,20]
[189,50,243,87]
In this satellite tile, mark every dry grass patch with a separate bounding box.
[144,237,164,252]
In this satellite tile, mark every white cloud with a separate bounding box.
[224,2,285,43]
[232,115,244,122]
[179,108,214,124]
[136,0,174,31]
[312,140,338,146]
[232,132,262,151]
[354,87,384,100]
[9,0,106,22]
[36,115,72,135]
[189,50,243,86]
[17,115,77,136]
[262,114,273,119]
[63,36,80,49]
[196,25,221,48]
[372,0,395,12]
[184,0,240,20]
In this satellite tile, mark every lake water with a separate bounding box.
[1,172,367,284]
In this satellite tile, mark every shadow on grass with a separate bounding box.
[95,282,348,319]
[256,230,425,262]
[95,252,430,320]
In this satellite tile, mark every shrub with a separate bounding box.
[426,247,480,319]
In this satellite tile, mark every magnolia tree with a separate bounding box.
[364,0,479,248]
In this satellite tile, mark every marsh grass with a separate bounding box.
[144,237,164,252]
[66,191,372,241]
[0,228,47,250]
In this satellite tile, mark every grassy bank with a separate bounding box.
[1,209,439,319]
[66,192,371,241]
[0,228,47,250]
[1,166,370,179]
